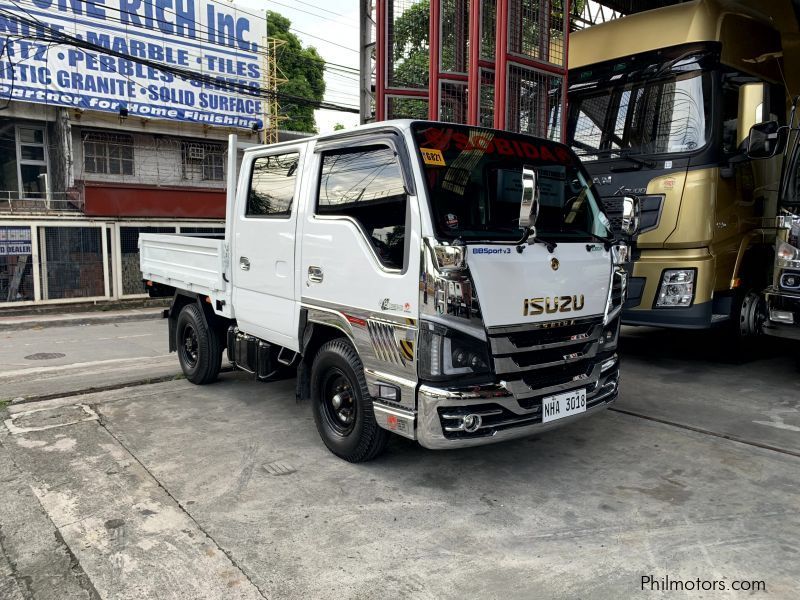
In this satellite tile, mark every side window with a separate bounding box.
[317,145,408,270]
[246,152,299,218]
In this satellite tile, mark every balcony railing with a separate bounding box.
[0,191,84,213]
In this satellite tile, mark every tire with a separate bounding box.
[718,288,767,360]
[175,303,222,384]
[310,338,389,462]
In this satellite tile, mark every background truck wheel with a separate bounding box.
[175,303,222,384]
[310,338,389,462]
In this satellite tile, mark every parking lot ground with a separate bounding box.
[1,323,799,599]
[618,326,800,455]
[0,319,180,402]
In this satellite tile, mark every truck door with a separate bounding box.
[232,146,304,350]
[300,136,421,321]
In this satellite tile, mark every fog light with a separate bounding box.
[656,269,695,307]
[601,356,618,372]
[770,310,794,324]
[780,273,800,290]
[462,414,482,433]
[377,384,400,402]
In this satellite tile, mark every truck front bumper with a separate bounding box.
[762,291,800,341]
[413,365,619,450]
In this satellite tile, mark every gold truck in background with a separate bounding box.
[566,0,799,336]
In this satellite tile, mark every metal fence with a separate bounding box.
[0,219,224,307]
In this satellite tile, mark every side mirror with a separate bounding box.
[746,121,787,159]
[519,166,539,231]
[737,82,767,147]
[621,195,640,237]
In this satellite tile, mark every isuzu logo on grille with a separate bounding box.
[523,295,586,316]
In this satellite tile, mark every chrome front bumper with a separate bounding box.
[413,365,619,450]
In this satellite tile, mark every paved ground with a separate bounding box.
[0,319,179,402]
[0,318,798,599]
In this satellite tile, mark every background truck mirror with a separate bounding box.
[746,121,787,159]
[738,82,767,148]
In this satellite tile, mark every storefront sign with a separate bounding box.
[0,0,265,128]
[0,226,32,256]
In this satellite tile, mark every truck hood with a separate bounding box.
[466,243,612,328]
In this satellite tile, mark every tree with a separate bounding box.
[267,11,326,133]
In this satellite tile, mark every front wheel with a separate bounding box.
[175,303,222,384]
[310,338,389,462]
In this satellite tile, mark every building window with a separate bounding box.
[181,141,225,182]
[16,125,48,198]
[83,133,134,175]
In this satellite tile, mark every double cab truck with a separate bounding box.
[140,120,637,462]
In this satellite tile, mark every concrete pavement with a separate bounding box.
[0,316,799,598]
[0,319,181,402]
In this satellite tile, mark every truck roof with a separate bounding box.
[243,120,419,154]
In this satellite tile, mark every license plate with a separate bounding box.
[541,388,587,423]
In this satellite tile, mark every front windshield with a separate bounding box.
[569,71,711,160]
[411,123,612,243]
[567,45,718,161]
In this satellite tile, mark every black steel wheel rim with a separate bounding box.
[180,324,199,368]
[320,368,357,436]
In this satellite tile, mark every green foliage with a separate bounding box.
[333,123,346,131]
[267,11,326,133]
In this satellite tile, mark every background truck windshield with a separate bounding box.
[412,123,611,243]
[567,46,716,160]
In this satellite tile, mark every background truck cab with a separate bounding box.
[141,121,634,461]
[566,0,797,336]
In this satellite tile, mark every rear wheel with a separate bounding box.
[175,303,222,384]
[310,338,388,462]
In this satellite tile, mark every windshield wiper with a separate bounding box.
[567,230,615,250]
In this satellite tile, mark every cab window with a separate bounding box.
[317,145,408,270]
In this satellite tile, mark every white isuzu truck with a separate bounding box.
[140,120,638,462]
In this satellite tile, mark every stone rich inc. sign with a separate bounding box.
[0,0,266,128]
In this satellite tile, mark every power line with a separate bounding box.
[264,1,356,28]
[292,0,346,18]
[8,0,360,75]
[288,28,359,54]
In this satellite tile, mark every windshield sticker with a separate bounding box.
[420,147,446,166]
[444,213,459,229]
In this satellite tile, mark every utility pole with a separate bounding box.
[264,36,288,144]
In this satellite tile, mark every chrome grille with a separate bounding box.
[488,316,605,405]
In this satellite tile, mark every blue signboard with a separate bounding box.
[0,0,266,128]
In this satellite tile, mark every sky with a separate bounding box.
[239,0,361,134]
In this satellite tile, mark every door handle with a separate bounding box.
[308,265,323,283]
[239,256,251,271]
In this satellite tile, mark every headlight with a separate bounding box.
[418,321,491,381]
[655,269,695,308]
[777,241,800,269]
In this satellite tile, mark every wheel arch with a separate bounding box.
[296,309,356,402]
[168,290,231,353]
